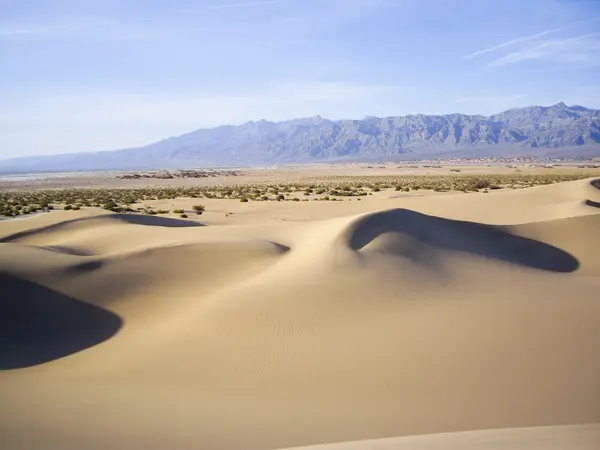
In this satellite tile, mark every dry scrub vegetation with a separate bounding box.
[1,172,599,219]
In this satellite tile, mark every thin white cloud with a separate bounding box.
[207,0,292,9]
[464,17,600,59]
[0,24,71,36]
[177,0,293,12]
[465,27,568,59]
[0,21,176,42]
[488,32,600,67]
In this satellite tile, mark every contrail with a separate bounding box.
[465,17,600,59]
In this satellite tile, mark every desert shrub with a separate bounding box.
[173,209,185,214]
[467,179,490,190]
[180,214,188,218]
[192,204,205,212]
[156,210,170,214]
[276,194,285,201]
[240,198,248,203]
[103,201,118,210]
[64,204,73,210]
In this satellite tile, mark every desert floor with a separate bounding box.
[1,167,599,450]
[2,162,600,190]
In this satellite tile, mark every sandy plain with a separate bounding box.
[1,164,599,450]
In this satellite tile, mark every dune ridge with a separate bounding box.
[280,424,600,450]
[1,178,599,449]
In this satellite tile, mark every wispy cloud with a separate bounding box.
[0,24,71,36]
[465,27,569,59]
[464,17,600,59]
[177,0,293,13]
[207,0,292,9]
[0,20,179,42]
[488,32,600,67]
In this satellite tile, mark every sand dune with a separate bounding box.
[281,425,600,450]
[1,178,599,449]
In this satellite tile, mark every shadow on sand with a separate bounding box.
[348,209,579,273]
[112,213,204,227]
[0,212,203,243]
[0,274,122,370]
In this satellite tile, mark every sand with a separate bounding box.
[1,176,599,450]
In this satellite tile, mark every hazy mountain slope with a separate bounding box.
[2,103,599,172]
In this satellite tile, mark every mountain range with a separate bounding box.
[2,102,600,173]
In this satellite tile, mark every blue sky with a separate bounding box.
[1,0,600,158]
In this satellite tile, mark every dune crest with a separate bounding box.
[280,425,600,450]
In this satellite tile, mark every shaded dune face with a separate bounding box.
[583,179,600,208]
[343,209,579,273]
[0,213,203,244]
[0,274,122,370]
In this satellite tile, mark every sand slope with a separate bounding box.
[281,425,600,450]
[1,178,599,450]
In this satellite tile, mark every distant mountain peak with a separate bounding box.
[1,104,599,173]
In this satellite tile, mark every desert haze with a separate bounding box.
[1,168,600,450]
